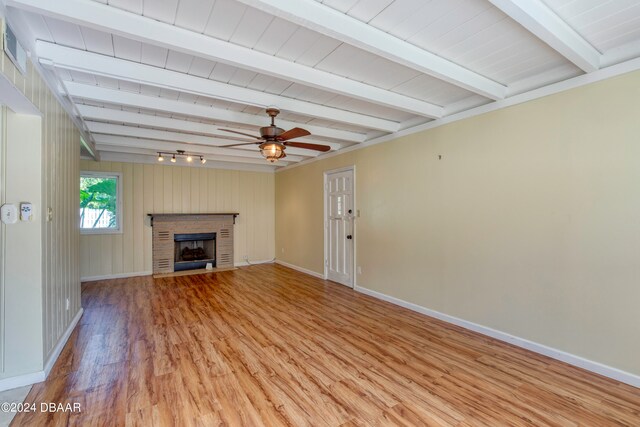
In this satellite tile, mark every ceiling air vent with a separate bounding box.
[3,23,27,75]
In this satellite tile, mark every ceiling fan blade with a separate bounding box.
[220,142,259,148]
[218,128,262,139]
[284,141,331,152]
[278,127,311,141]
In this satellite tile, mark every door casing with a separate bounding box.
[323,165,356,288]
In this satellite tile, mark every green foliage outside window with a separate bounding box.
[80,175,118,229]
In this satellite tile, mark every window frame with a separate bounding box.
[80,171,123,235]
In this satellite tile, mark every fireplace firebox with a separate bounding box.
[174,232,216,271]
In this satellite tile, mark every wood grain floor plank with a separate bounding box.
[11,265,640,426]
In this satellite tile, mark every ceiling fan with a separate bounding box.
[218,108,331,163]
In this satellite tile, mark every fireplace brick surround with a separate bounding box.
[149,213,238,274]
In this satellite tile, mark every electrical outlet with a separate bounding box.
[243,255,249,261]
[357,266,362,275]
[281,247,285,253]
[65,298,70,311]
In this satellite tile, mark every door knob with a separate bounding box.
[346,235,352,239]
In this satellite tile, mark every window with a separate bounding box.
[80,172,122,234]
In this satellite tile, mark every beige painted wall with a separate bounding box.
[80,161,275,278]
[0,33,81,378]
[276,70,640,376]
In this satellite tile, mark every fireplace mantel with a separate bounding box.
[149,213,238,274]
[148,212,239,225]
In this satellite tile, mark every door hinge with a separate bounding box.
[325,259,328,266]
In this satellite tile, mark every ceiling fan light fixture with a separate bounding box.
[218,108,328,163]
[260,142,285,163]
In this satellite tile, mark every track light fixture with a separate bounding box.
[157,150,207,166]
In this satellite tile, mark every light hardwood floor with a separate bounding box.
[12,264,640,426]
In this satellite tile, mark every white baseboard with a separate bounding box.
[0,308,83,392]
[0,371,44,393]
[43,308,83,377]
[235,259,274,267]
[81,271,152,282]
[82,262,277,280]
[82,262,283,280]
[275,259,325,279]
[355,285,640,389]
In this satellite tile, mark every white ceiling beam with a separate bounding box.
[93,132,274,160]
[76,104,340,150]
[235,0,506,100]
[63,82,364,144]
[486,0,600,72]
[37,42,395,134]
[96,151,277,172]
[11,0,444,118]
[87,123,323,158]
[94,143,292,166]
[95,134,302,161]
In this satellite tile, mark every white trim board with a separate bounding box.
[0,72,41,115]
[81,271,152,282]
[0,308,83,392]
[275,259,325,279]
[0,371,44,393]
[355,285,640,389]
[81,262,274,281]
[235,259,275,267]
[43,308,83,377]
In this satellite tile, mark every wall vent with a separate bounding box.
[157,231,171,241]
[3,23,27,75]
[156,258,171,269]
[218,253,232,264]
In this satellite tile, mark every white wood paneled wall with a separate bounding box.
[79,161,275,279]
[1,44,81,364]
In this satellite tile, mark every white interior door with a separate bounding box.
[325,168,354,287]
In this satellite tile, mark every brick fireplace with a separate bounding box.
[149,213,238,275]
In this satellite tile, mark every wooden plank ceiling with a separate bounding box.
[5,0,640,171]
